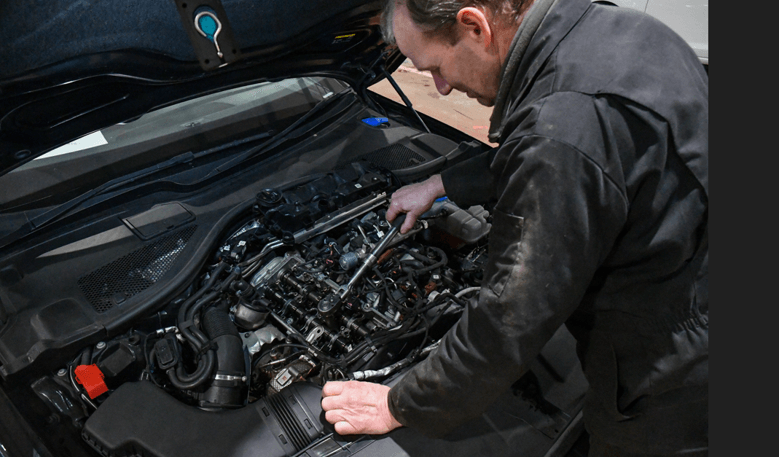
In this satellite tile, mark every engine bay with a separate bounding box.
[24,161,495,456]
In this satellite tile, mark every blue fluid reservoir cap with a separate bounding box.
[194,6,221,42]
[198,15,218,39]
[362,117,389,127]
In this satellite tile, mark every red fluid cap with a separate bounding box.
[74,364,108,399]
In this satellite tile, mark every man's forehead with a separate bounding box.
[392,2,440,58]
[391,4,419,55]
[391,2,416,42]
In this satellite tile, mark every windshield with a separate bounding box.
[0,77,348,211]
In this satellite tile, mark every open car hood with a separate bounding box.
[0,0,403,175]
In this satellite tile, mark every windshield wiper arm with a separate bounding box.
[0,152,196,249]
[1,88,353,249]
[205,87,354,178]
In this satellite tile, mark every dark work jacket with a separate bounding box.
[387,0,708,453]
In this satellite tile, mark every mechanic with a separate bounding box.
[321,0,708,455]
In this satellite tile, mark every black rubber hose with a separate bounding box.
[173,352,215,385]
[80,346,93,365]
[178,264,235,350]
[237,233,274,268]
[186,290,221,323]
[183,267,240,335]
[199,307,246,408]
[166,351,216,390]
[179,290,220,352]
[409,247,448,275]
[177,262,229,324]
[202,306,240,339]
[400,259,426,270]
[405,249,437,265]
[169,260,227,390]
[371,266,402,307]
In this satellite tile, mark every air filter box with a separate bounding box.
[82,381,328,457]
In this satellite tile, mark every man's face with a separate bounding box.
[392,3,503,107]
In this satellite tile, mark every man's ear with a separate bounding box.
[456,7,494,48]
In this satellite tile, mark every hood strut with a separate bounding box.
[378,65,431,134]
[356,49,431,134]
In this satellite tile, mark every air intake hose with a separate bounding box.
[199,306,247,409]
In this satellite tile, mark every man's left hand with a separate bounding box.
[321,380,403,435]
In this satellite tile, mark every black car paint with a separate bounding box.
[0,0,404,174]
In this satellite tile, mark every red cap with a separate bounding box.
[74,364,108,399]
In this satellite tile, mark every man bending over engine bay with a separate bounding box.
[321,0,708,455]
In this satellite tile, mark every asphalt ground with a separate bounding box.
[369,59,498,146]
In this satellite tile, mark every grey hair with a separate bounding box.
[381,0,399,44]
[381,0,533,45]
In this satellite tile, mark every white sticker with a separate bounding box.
[354,183,362,188]
[36,131,108,159]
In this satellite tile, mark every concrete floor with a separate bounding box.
[369,59,498,146]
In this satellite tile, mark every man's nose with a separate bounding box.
[432,73,452,96]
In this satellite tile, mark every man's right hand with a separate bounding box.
[386,174,446,234]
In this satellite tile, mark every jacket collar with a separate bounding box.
[488,0,592,143]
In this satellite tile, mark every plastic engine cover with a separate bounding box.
[82,381,328,457]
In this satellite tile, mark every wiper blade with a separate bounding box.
[0,151,196,249]
[204,88,354,178]
[0,88,354,249]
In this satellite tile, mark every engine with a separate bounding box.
[153,161,492,407]
[38,162,493,456]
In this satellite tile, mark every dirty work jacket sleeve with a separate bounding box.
[387,134,628,438]
[440,147,499,207]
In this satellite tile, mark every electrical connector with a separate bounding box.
[153,334,181,370]
[74,364,108,399]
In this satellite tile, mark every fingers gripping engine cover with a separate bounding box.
[81,381,328,457]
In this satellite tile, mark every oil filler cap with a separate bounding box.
[75,364,109,399]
